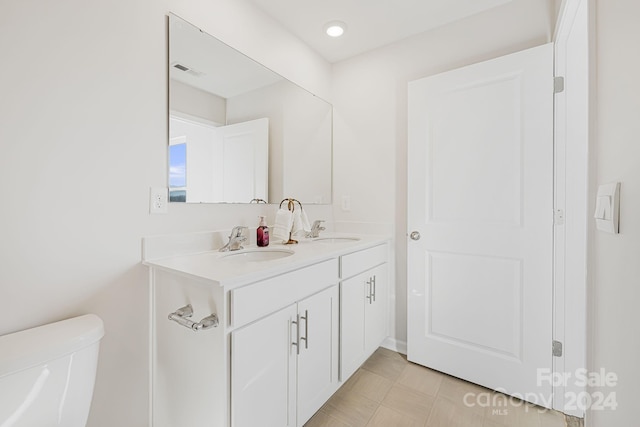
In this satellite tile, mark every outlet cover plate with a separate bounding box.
[150,187,168,214]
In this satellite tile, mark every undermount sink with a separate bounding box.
[222,248,294,262]
[313,237,361,244]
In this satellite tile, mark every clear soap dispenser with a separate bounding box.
[257,215,269,247]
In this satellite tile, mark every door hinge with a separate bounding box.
[554,76,565,94]
[554,209,565,226]
[553,340,563,357]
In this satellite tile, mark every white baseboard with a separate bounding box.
[381,337,407,355]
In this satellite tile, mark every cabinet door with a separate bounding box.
[296,286,339,426]
[340,272,367,381]
[364,263,388,355]
[231,304,297,427]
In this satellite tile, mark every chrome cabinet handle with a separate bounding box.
[292,314,301,355]
[300,310,309,350]
[410,231,421,241]
[372,275,376,302]
[366,277,374,304]
[168,304,219,331]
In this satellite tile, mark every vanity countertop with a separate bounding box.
[143,233,390,289]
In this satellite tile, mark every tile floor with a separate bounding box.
[305,347,574,427]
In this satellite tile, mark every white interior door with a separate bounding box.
[407,43,554,407]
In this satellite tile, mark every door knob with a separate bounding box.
[410,231,421,241]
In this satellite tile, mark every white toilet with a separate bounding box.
[0,314,104,427]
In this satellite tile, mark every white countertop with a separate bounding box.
[143,233,390,289]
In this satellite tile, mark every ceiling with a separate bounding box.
[170,15,283,99]
[247,0,515,63]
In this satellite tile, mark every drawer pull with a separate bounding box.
[168,304,219,331]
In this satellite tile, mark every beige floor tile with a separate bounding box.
[437,375,488,415]
[361,348,409,381]
[515,402,549,427]
[498,404,540,427]
[323,390,378,427]
[569,415,584,427]
[318,349,571,427]
[539,408,570,427]
[375,346,408,360]
[482,419,506,427]
[482,392,526,426]
[342,369,394,403]
[427,396,484,427]
[381,384,435,425]
[331,370,362,400]
[482,394,548,427]
[397,362,445,397]
[366,406,424,427]
[304,410,353,427]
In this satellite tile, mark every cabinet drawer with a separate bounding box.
[231,258,338,328]
[340,244,388,279]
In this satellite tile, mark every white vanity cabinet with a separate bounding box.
[145,234,389,427]
[231,285,339,427]
[339,243,389,380]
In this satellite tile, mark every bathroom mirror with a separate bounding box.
[168,14,333,204]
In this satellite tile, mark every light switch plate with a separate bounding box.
[594,182,620,233]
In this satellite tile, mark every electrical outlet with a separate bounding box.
[149,187,168,214]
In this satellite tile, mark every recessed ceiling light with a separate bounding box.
[324,21,347,38]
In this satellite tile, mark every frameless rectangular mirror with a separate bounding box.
[168,14,333,204]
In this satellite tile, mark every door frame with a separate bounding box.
[403,0,593,413]
[552,0,593,417]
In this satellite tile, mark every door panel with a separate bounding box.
[427,74,523,226]
[296,286,339,426]
[428,252,522,359]
[364,264,388,355]
[407,43,554,406]
[339,272,366,381]
[231,304,297,427]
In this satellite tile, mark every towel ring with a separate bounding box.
[279,198,303,244]
[279,198,302,211]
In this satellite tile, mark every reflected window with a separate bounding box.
[169,142,187,202]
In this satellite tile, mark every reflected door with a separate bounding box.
[407,44,554,406]
[169,116,268,203]
[217,118,269,202]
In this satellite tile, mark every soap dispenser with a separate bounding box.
[257,216,269,247]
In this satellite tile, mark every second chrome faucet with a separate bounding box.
[306,220,326,239]
[219,226,248,252]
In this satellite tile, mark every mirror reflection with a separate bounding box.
[168,14,333,204]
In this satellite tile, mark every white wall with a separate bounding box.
[227,81,333,204]
[331,0,556,348]
[170,79,227,124]
[0,1,331,426]
[588,0,640,425]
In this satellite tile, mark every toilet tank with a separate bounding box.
[0,314,104,427]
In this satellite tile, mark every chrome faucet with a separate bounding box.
[219,226,248,252]
[306,220,326,238]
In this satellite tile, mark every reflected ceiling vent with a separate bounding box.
[170,62,204,77]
